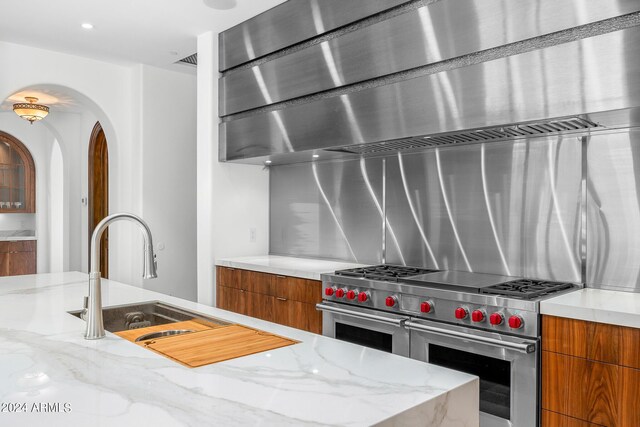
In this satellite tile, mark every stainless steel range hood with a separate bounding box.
[219,0,640,165]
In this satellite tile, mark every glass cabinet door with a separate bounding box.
[0,133,35,212]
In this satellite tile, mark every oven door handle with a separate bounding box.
[404,321,536,354]
[316,303,405,327]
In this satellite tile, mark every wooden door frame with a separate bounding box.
[88,122,109,277]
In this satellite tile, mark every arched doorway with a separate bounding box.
[88,122,109,278]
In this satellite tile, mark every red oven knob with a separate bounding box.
[346,290,357,300]
[385,296,397,307]
[420,301,433,313]
[324,287,335,297]
[454,307,468,320]
[508,315,524,329]
[471,310,485,323]
[335,288,346,298]
[358,292,370,303]
[489,313,504,326]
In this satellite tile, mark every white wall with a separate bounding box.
[196,32,270,306]
[139,64,197,301]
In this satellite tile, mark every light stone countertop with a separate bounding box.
[216,255,368,281]
[541,288,640,328]
[0,272,479,426]
[0,229,36,241]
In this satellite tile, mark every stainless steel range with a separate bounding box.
[317,265,581,427]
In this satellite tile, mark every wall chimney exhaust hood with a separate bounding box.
[219,0,640,165]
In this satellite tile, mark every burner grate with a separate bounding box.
[335,265,439,282]
[481,279,574,300]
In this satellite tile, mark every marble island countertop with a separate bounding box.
[216,255,367,280]
[0,272,478,426]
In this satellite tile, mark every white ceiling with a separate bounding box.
[0,0,287,68]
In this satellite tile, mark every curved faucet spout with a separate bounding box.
[85,213,158,340]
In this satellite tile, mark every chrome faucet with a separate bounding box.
[84,213,158,340]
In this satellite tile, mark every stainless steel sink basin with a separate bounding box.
[134,329,196,342]
[68,301,229,333]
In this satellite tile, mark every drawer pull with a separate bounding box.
[277,297,287,302]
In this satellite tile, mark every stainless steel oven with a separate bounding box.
[406,319,538,427]
[317,301,410,356]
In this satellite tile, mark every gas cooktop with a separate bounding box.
[333,264,576,300]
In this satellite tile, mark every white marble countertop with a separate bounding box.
[541,288,640,329]
[216,255,368,281]
[0,272,478,426]
[0,230,36,241]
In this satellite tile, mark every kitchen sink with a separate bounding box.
[68,301,230,333]
[134,329,196,342]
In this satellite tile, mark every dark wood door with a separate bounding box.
[89,122,109,278]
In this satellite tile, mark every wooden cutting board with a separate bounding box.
[114,320,220,343]
[142,325,299,368]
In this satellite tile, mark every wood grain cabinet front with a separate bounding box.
[0,240,36,276]
[215,266,322,334]
[542,315,640,427]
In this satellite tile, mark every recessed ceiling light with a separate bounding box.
[81,23,94,30]
[265,160,272,164]
[202,0,237,10]
[312,154,319,158]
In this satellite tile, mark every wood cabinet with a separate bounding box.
[0,240,36,276]
[542,315,640,427]
[0,131,36,213]
[216,266,322,334]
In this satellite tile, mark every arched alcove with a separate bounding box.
[2,84,119,276]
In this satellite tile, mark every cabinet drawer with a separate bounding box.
[273,298,322,334]
[620,366,640,427]
[241,269,275,295]
[216,285,247,315]
[543,315,640,369]
[620,328,640,370]
[542,351,618,426]
[0,240,36,253]
[543,315,619,364]
[216,266,242,289]
[541,410,602,427]
[274,275,321,304]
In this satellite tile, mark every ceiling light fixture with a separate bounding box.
[312,154,320,159]
[203,0,237,10]
[265,160,272,165]
[81,23,94,30]
[13,97,49,124]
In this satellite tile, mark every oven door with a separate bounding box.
[316,302,410,356]
[405,319,538,427]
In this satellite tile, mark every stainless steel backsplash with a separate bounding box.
[271,129,640,291]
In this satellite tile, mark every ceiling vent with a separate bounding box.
[327,117,601,155]
[177,53,197,66]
